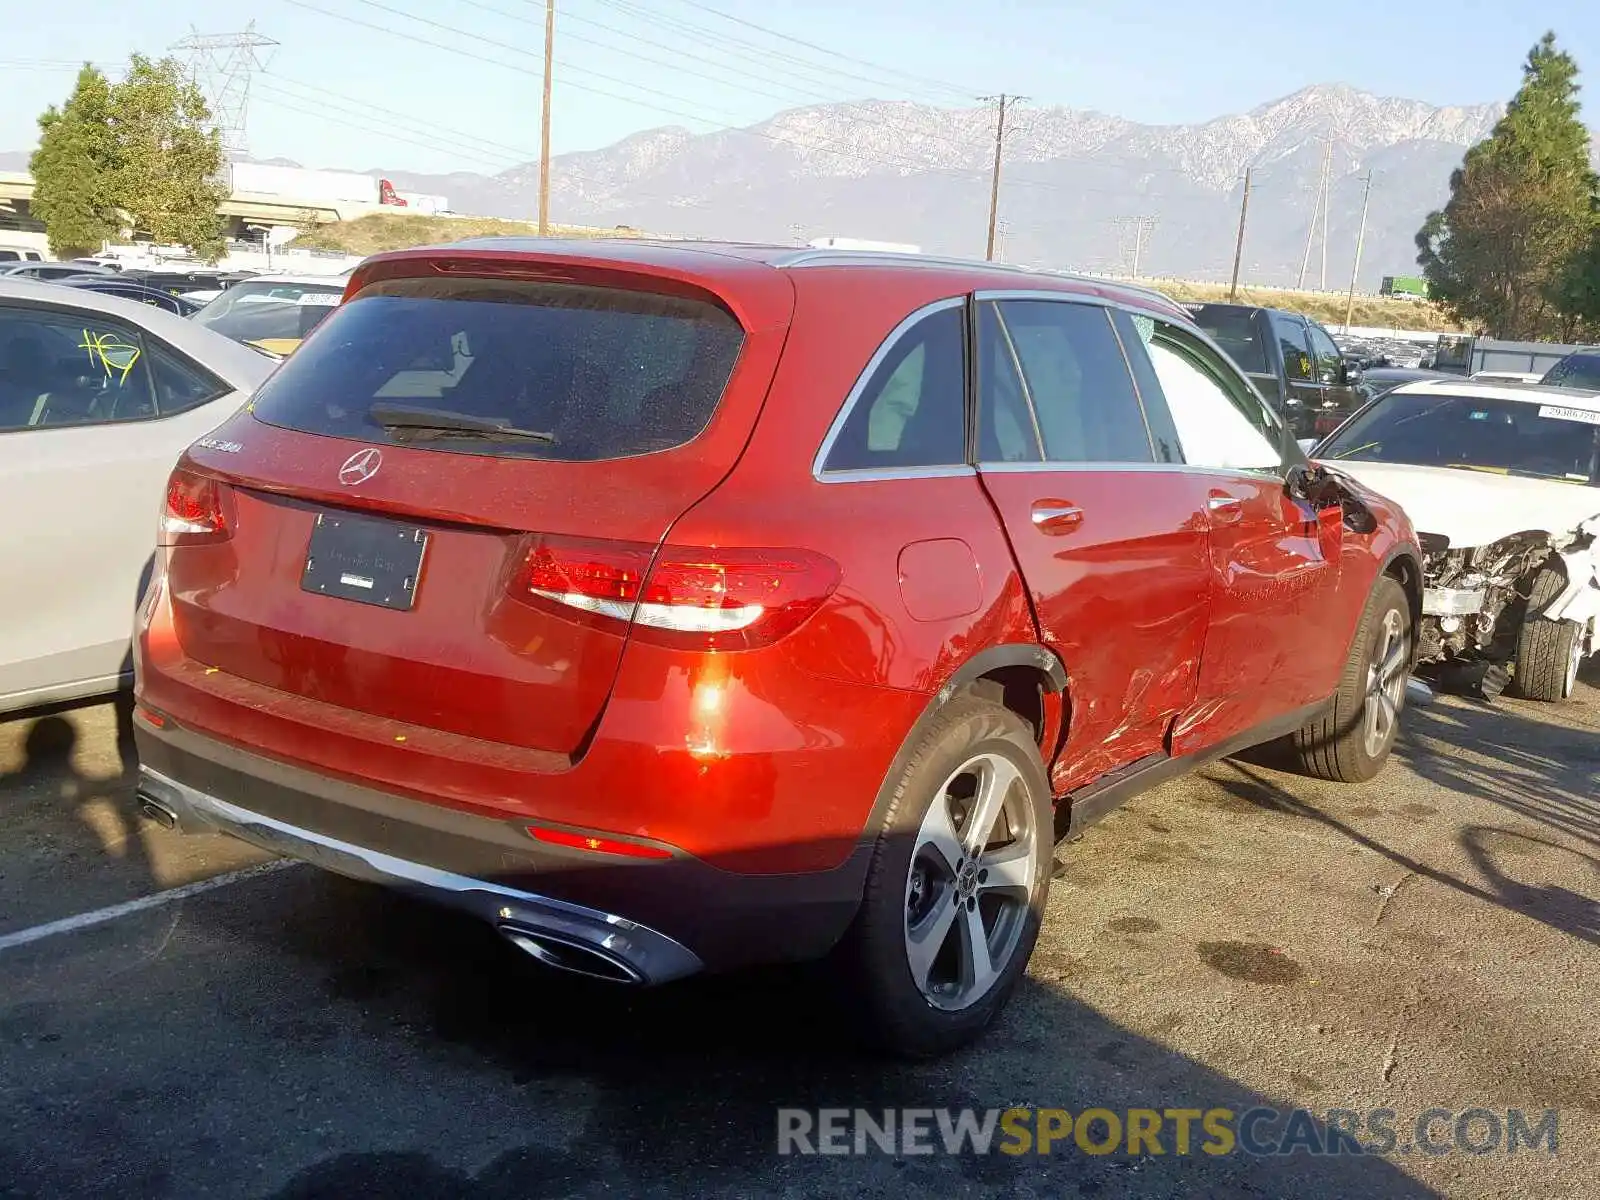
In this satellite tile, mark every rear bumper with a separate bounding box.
[134,715,871,976]
[136,765,703,985]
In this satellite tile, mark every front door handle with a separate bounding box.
[1031,501,1084,534]
[1207,493,1244,525]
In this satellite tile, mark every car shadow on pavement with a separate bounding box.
[0,694,155,919]
[137,870,1439,1200]
[1212,753,1600,949]
[1395,694,1600,849]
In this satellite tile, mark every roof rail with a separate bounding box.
[773,248,1181,300]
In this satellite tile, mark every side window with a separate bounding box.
[1135,320,1283,471]
[1272,315,1314,382]
[990,299,1154,464]
[823,304,966,471]
[149,343,227,415]
[0,306,158,432]
[1307,323,1343,384]
[977,302,1041,462]
[1112,310,1184,464]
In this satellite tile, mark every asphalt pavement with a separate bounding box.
[1,676,1596,1199]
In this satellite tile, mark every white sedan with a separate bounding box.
[1313,380,1600,700]
[0,279,275,715]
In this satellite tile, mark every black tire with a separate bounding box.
[834,696,1053,1058]
[1288,575,1412,783]
[1513,566,1582,702]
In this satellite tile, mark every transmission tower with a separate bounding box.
[169,22,278,156]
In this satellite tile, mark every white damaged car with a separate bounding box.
[1310,380,1600,701]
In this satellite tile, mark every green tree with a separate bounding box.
[1553,211,1600,339]
[28,64,120,259]
[1416,32,1598,339]
[107,55,228,262]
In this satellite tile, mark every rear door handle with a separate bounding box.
[1030,501,1084,534]
[1207,493,1244,525]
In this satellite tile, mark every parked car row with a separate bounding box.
[3,242,1592,1060]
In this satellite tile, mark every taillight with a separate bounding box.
[159,467,233,545]
[511,535,840,650]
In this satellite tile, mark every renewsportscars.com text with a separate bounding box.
[777,1107,1560,1158]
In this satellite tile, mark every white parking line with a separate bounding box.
[0,860,299,954]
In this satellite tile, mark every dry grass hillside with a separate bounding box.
[290,213,644,256]
[1127,277,1457,332]
[291,217,1458,334]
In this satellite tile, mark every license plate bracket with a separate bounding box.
[301,511,429,611]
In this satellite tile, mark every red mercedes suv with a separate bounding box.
[133,241,1420,1055]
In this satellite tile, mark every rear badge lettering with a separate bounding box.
[196,437,243,453]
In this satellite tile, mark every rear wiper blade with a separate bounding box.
[369,402,555,443]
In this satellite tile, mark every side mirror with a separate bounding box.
[1338,361,1361,386]
[1297,438,1318,455]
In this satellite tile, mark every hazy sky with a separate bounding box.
[4,0,1597,175]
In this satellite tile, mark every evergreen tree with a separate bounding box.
[28,65,120,259]
[1416,32,1598,339]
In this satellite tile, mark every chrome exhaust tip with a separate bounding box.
[136,791,180,830]
[497,924,645,984]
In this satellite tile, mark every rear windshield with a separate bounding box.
[1188,306,1269,375]
[248,276,746,461]
[1319,390,1600,485]
[1541,352,1600,391]
[192,280,345,344]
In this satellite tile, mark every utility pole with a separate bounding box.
[1228,167,1252,300]
[1343,171,1373,332]
[1319,162,1331,290]
[1298,131,1333,290]
[1132,215,1155,276]
[1115,215,1157,276]
[981,94,1024,261]
[538,0,555,236]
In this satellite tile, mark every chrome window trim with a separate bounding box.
[818,464,979,484]
[812,295,967,480]
[975,459,1284,482]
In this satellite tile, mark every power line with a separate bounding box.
[262,72,540,160]
[283,0,999,179]
[437,0,994,155]
[251,83,525,169]
[366,0,991,159]
[252,91,521,169]
[619,0,978,99]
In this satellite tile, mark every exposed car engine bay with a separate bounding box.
[1417,525,1598,698]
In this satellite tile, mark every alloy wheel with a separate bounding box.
[903,751,1038,1012]
[1363,608,1408,758]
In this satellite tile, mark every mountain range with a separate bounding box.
[356,84,1544,290]
[10,84,1600,288]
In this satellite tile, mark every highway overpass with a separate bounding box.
[0,170,399,236]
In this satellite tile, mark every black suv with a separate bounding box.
[1186,304,1364,439]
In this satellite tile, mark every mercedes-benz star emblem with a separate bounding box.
[338,448,383,486]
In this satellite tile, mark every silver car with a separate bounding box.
[0,279,275,714]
